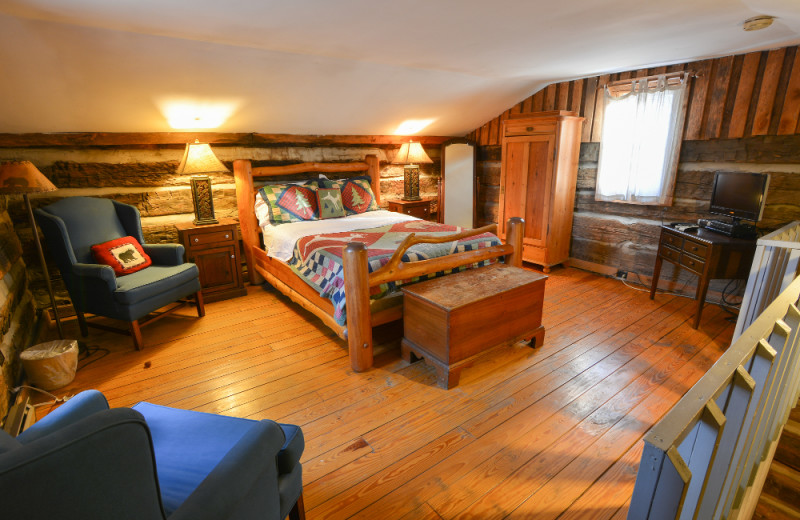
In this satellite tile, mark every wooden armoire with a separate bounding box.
[497,111,583,273]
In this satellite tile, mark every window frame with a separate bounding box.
[594,71,691,207]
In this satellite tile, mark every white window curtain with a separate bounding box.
[595,74,688,205]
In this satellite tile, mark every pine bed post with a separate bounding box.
[343,241,373,372]
[365,154,381,207]
[506,217,524,268]
[233,159,264,285]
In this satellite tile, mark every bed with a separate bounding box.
[233,154,524,372]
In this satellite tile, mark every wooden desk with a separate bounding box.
[650,225,756,329]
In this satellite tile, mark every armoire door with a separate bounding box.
[501,134,554,246]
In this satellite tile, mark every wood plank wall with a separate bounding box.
[467,46,800,146]
[0,134,445,311]
[468,45,800,288]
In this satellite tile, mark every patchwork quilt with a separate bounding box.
[288,220,501,325]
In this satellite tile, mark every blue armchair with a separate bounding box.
[35,197,205,350]
[0,390,305,520]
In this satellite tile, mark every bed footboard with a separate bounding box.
[343,217,525,372]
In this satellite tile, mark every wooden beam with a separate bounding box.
[0,132,452,148]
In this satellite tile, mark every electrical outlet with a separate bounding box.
[616,270,628,279]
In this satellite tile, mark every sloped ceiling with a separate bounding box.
[0,0,798,136]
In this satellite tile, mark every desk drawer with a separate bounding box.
[660,245,681,263]
[680,254,705,274]
[662,231,683,249]
[682,238,708,258]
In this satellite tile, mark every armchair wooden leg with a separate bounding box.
[130,320,143,350]
[288,493,305,520]
[194,291,205,317]
[76,311,89,337]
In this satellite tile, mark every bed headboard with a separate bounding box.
[232,155,381,282]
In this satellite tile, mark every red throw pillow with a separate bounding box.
[91,236,152,276]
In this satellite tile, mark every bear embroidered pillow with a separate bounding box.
[91,236,152,276]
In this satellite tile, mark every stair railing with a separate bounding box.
[628,274,800,519]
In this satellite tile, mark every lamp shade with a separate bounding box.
[392,142,433,166]
[176,140,230,174]
[0,161,57,194]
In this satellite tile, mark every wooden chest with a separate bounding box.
[401,263,547,389]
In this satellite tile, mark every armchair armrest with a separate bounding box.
[170,420,286,520]
[17,390,110,444]
[1,408,166,520]
[143,243,185,266]
[72,262,117,291]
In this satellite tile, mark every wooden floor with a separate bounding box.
[41,267,736,519]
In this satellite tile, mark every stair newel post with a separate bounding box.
[343,241,373,372]
[506,217,525,268]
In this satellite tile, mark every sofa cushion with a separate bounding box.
[113,264,199,305]
[132,402,304,515]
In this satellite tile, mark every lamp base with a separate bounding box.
[193,217,219,225]
[403,164,421,201]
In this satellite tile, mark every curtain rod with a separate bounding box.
[600,70,697,90]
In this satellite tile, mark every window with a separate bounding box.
[595,73,689,205]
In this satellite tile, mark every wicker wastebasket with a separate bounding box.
[20,340,79,391]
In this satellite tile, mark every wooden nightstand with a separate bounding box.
[388,198,433,220]
[176,218,246,303]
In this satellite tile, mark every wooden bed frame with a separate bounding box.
[233,154,524,372]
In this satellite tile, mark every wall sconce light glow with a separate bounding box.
[159,100,239,129]
[395,119,435,135]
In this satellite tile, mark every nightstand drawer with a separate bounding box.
[387,199,433,221]
[402,205,430,219]
[186,229,235,248]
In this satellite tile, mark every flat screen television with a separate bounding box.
[709,171,770,223]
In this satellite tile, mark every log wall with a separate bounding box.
[469,45,800,288]
[0,196,36,420]
[0,134,445,311]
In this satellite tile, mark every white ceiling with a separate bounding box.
[1,0,799,136]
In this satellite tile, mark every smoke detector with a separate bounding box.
[743,15,775,31]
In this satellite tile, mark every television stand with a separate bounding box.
[704,218,758,239]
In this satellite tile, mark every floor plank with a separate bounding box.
[38,266,737,519]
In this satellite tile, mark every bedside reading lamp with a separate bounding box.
[0,160,63,338]
[392,141,433,201]
[177,140,230,225]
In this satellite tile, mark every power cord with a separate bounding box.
[12,385,74,407]
[621,272,743,313]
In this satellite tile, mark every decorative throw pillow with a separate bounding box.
[316,188,346,219]
[91,236,152,276]
[322,176,379,215]
[258,184,319,224]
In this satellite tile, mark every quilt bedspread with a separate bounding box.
[287,220,501,325]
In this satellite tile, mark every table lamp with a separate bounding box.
[177,139,230,225]
[0,160,63,338]
[392,141,433,201]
